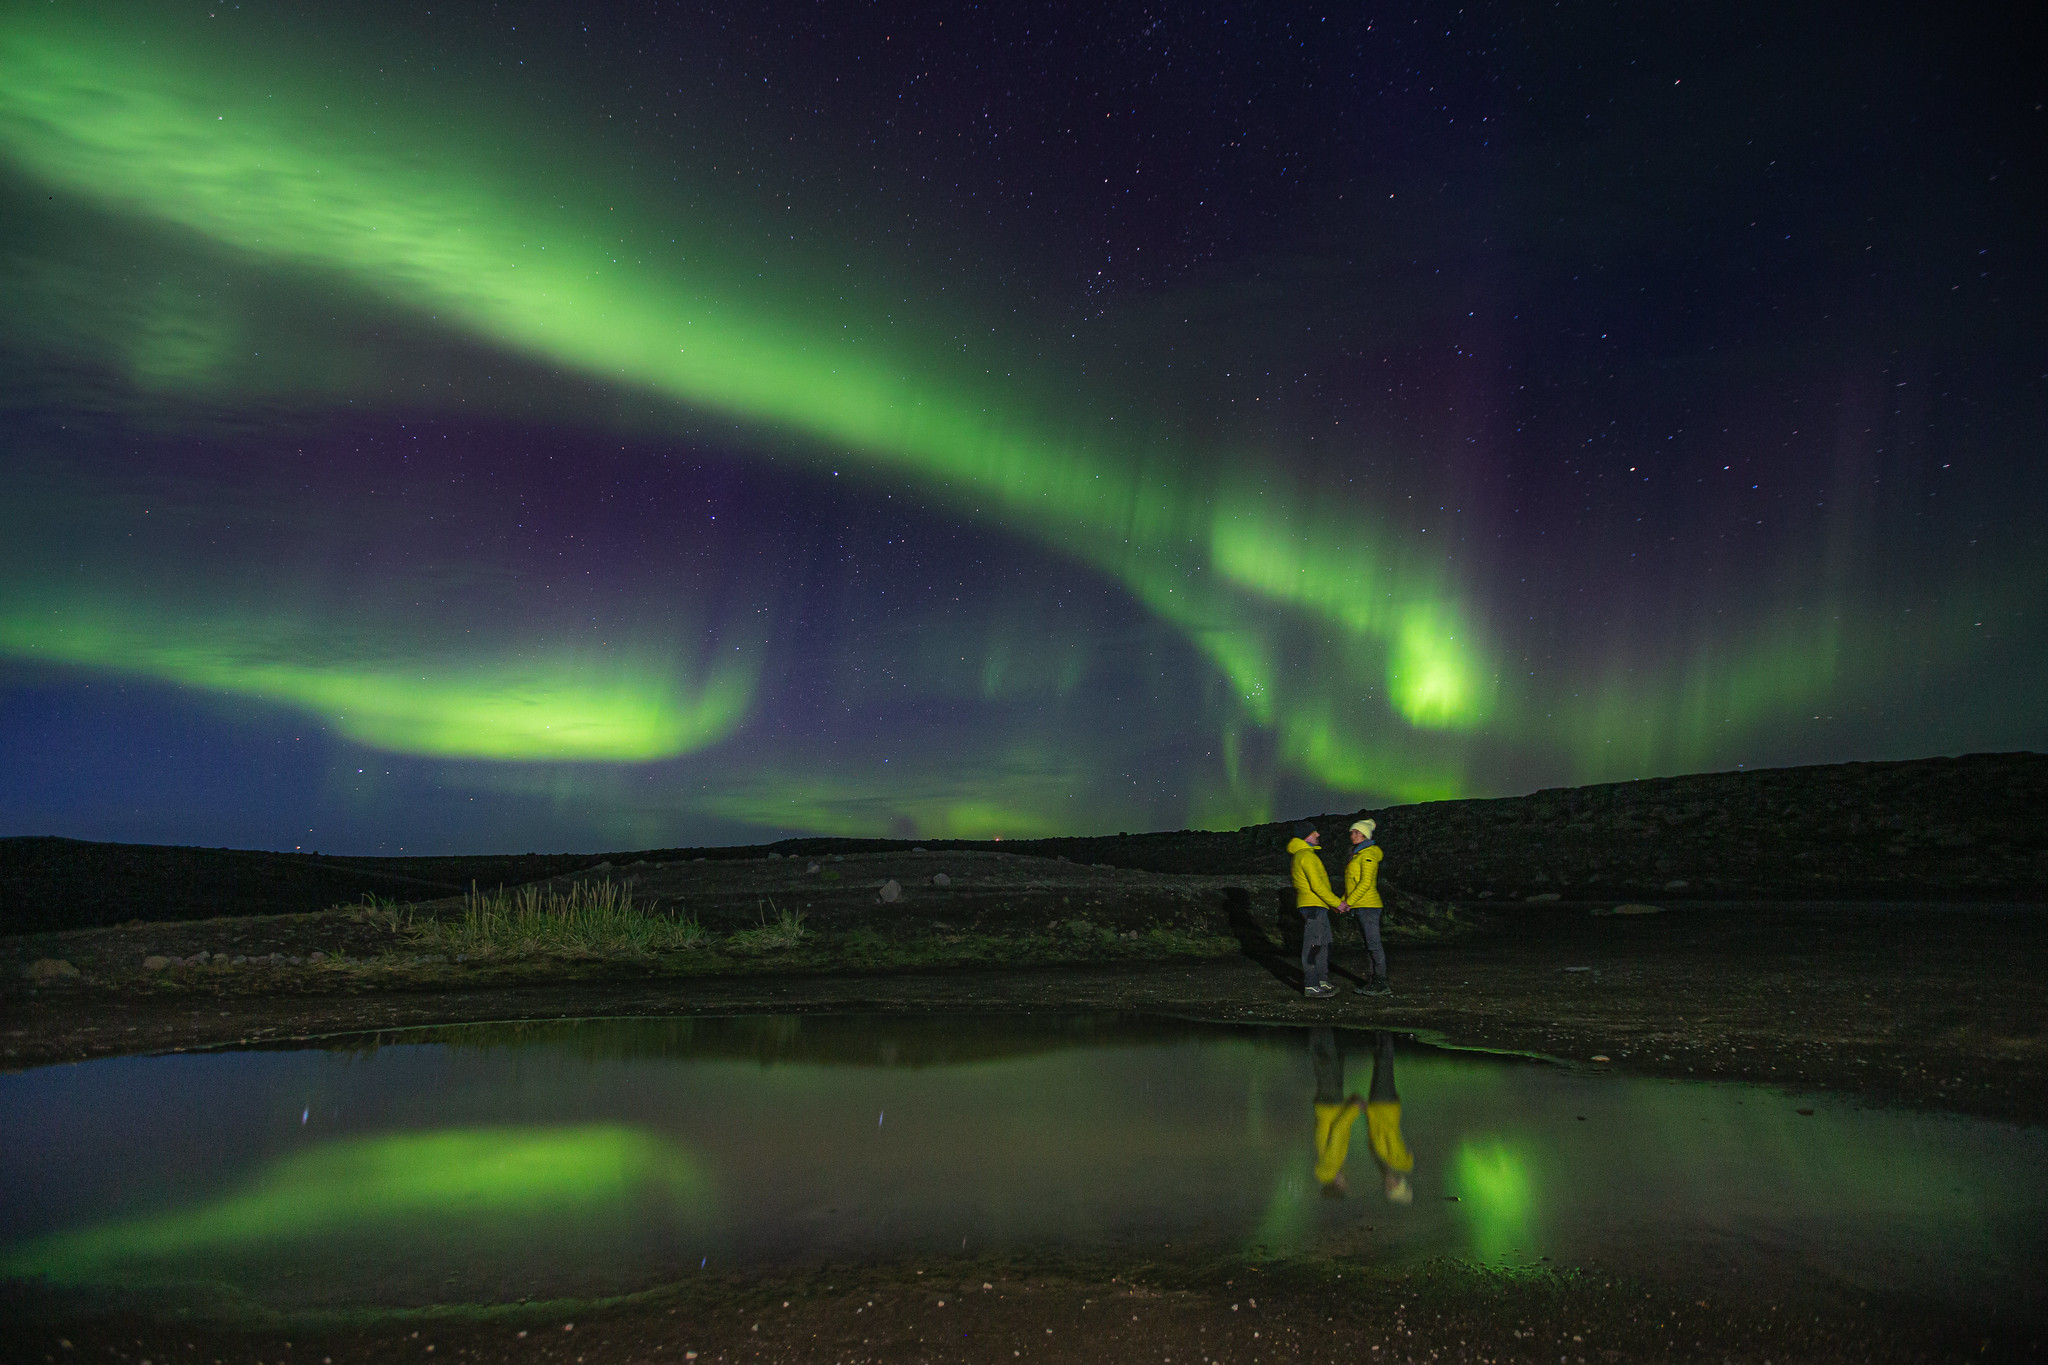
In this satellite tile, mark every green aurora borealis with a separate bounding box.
[1,1,2040,850]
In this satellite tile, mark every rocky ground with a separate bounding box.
[5,815,2045,1362]
[5,868,2043,1122]
[1,847,1470,985]
[8,1250,2028,1365]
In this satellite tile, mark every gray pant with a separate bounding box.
[1301,910,1332,988]
[1353,905,1386,979]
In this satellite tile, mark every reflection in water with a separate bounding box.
[1452,1140,1535,1259]
[1311,1030,1415,1204]
[5,1126,710,1286]
[0,1015,2041,1322]
[1365,1032,1415,1205]
[1310,1028,1361,1196]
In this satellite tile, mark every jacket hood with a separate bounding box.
[1287,837,1312,854]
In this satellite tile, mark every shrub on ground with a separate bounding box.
[412,878,706,958]
[728,901,807,953]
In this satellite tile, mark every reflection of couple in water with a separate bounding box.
[1312,1028,1413,1203]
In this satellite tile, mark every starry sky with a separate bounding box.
[1,0,2041,853]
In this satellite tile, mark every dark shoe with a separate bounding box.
[1353,976,1392,997]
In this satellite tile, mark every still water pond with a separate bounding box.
[2,1015,2042,1317]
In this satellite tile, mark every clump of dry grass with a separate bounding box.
[727,899,807,953]
[412,878,707,958]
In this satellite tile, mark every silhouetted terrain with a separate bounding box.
[6,752,2043,933]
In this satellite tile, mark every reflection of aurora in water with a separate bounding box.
[0,3,2038,849]
[1451,1141,1536,1260]
[1,1018,2042,1319]
[5,1126,711,1286]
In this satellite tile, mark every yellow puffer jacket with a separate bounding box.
[1289,838,1343,910]
[1346,843,1384,909]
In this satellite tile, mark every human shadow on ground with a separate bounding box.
[1223,888,1369,991]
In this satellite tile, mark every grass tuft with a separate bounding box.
[728,900,808,953]
[411,878,707,958]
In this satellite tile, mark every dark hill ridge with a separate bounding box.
[4,752,2042,933]
[754,751,2048,901]
[1335,751,2048,903]
[0,842,602,935]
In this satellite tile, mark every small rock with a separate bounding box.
[931,873,951,887]
[231,955,247,965]
[1591,1055,1611,1063]
[287,955,304,966]
[1594,903,1666,916]
[1524,892,1562,902]
[595,860,614,871]
[308,951,326,963]
[769,851,783,860]
[878,879,902,904]
[807,862,820,873]
[24,958,80,981]
[142,956,170,972]
[192,950,211,964]
[912,846,927,853]
[1663,879,1690,890]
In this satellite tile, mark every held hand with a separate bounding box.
[1336,901,1348,913]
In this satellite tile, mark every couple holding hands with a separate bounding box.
[1287,817,1390,998]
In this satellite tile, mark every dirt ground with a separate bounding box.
[6,889,2044,1124]
[7,1252,2030,1365]
[4,875,2045,1363]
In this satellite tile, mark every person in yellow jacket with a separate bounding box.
[1365,1030,1414,1203]
[1343,818,1391,996]
[1288,821,1342,998]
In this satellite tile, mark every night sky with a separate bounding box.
[1,1,2041,853]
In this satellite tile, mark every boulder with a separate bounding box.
[142,955,170,971]
[878,879,903,904]
[931,873,952,887]
[24,958,79,981]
